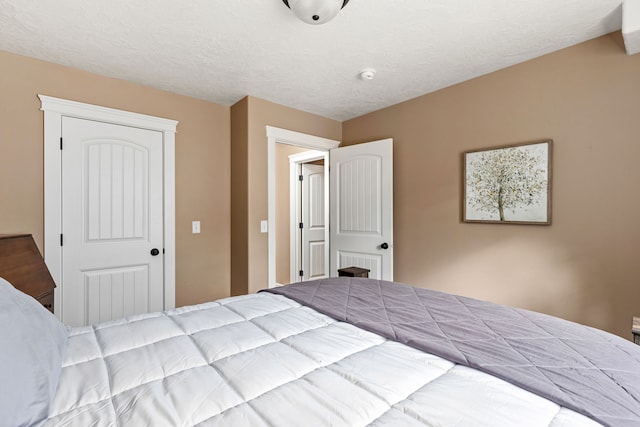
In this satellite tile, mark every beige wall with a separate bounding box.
[342,33,640,339]
[231,96,341,295]
[3,32,638,339]
[230,98,249,297]
[0,50,231,307]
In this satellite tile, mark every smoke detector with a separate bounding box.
[359,68,376,81]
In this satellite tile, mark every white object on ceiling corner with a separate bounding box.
[359,68,376,81]
[623,0,640,55]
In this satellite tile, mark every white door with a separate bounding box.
[61,117,164,326]
[301,163,326,281]
[330,139,393,280]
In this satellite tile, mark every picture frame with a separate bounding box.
[463,139,552,225]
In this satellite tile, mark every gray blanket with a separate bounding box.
[263,278,640,427]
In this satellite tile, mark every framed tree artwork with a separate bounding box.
[463,140,552,225]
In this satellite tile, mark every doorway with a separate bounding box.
[267,126,338,288]
[267,126,394,289]
[288,150,327,284]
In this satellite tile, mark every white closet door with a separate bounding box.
[61,117,164,326]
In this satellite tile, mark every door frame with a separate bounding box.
[289,150,327,283]
[266,126,339,289]
[39,95,178,320]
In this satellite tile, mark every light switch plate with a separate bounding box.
[260,220,268,233]
[192,221,201,234]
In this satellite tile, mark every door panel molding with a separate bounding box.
[40,95,178,320]
[83,264,150,324]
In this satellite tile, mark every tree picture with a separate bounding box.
[463,140,551,224]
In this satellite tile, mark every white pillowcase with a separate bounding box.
[0,277,69,427]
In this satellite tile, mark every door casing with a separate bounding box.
[40,95,178,320]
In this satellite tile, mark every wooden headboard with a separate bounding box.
[0,234,56,313]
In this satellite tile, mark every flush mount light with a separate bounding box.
[282,0,350,25]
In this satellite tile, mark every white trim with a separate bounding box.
[266,126,339,150]
[289,150,326,283]
[266,126,339,289]
[289,160,299,284]
[39,95,178,131]
[39,95,178,319]
[288,150,328,164]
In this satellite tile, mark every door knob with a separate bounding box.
[150,248,160,256]
[380,243,389,250]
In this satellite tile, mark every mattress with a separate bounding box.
[43,291,602,426]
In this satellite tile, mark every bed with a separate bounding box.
[2,276,640,427]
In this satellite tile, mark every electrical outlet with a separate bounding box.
[192,221,201,234]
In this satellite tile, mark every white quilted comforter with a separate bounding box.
[44,293,600,426]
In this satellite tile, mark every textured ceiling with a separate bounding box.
[0,0,624,121]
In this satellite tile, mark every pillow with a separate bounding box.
[0,277,70,427]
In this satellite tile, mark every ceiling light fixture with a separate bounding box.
[282,0,350,25]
